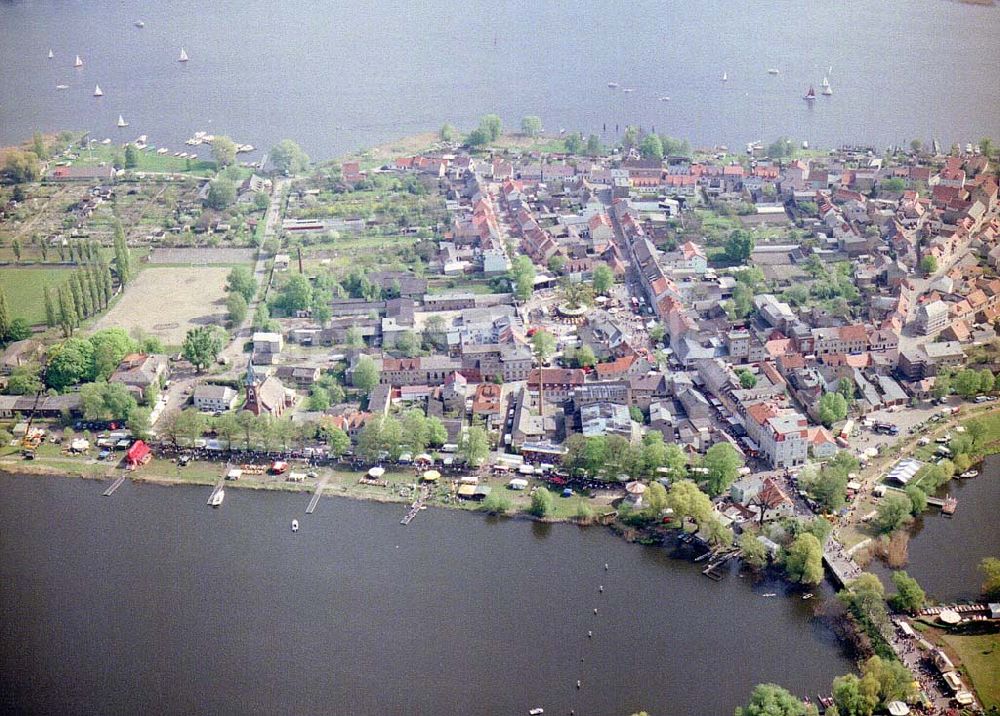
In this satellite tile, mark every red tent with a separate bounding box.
[125,440,151,467]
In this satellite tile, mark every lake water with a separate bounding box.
[871,453,1000,603]
[1,1,998,161]
[0,473,852,715]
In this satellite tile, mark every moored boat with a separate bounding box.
[959,470,978,478]
[803,85,816,100]
[210,488,225,507]
[291,519,299,532]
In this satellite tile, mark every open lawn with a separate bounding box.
[941,631,1000,710]
[0,267,75,325]
[92,266,230,344]
[72,142,217,176]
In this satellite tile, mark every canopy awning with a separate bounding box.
[422,469,440,481]
[368,466,386,478]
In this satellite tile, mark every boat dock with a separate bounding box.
[305,477,329,515]
[400,486,430,525]
[702,548,741,580]
[206,477,225,506]
[102,475,127,496]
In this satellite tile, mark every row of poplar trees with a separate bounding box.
[43,221,132,337]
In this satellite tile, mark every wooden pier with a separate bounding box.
[102,475,127,497]
[206,477,225,506]
[702,548,741,580]
[400,486,429,525]
[305,477,329,515]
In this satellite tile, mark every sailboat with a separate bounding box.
[93,84,103,97]
[48,49,54,59]
[821,75,830,89]
[721,71,728,82]
[803,85,816,101]
[74,55,84,67]
[178,48,189,62]
[117,115,129,128]
[822,81,832,96]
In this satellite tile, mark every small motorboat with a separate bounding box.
[767,68,780,75]
[659,95,671,102]
[622,88,634,93]
[762,593,777,597]
[529,709,544,715]
[606,81,619,88]
[959,470,978,478]
[802,593,814,600]
[134,20,145,28]
[56,84,69,90]
[210,488,224,507]
[291,519,299,532]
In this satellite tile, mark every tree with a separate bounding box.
[622,126,639,151]
[980,557,1000,600]
[979,369,995,393]
[481,489,513,515]
[307,385,331,411]
[724,229,755,264]
[42,286,57,328]
[57,284,75,337]
[206,178,236,210]
[323,425,350,456]
[586,134,602,156]
[737,369,757,389]
[269,139,309,174]
[394,330,419,357]
[872,492,912,534]
[808,465,849,513]
[182,326,225,372]
[123,143,139,168]
[919,254,937,276]
[479,114,503,141]
[531,329,556,366]
[112,221,132,285]
[466,128,490,147]
[127,407,151,440]
[226,292,248,326]
[509,255,536,301]
[735,683,816,716]
[46,337,95,390]
[529,487,554,517]
[174,409,207,447]
[211,136,237,167]
[903,484,927,515]
[645,480,668,514]
[766,137,794,159]
[954,368,983,398]
[648,324,665,345]
[226,266,257,303]
[909,138,923,153]
[351,355,379,393]
[80,381,137,421]
[564,132,583,154]
[889,571,925,613]
[931,372,951,400]
[818,391,848,428]
[90,328,139,379]
[426,417,448,447]
[439,124,458,143]
[831,673,878,716]
[6,363,42,395]
[703,443,743,496]
[4,150,41,183]
[275,274,313,312]
[32,131,47,160]
[880,177,906,193]
[639,134,663,160]
[980,137,994,157]
[345,325,363,348]
[520,115,542,137]
[665,479,712,525]
[783,533,823,585]
[547,254,566,275]
[460,426,490,467]
[738,533,769,570]
[592,263,614,295]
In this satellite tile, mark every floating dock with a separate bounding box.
[102,475,127,496]
[305,477,329,515]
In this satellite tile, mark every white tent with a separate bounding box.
[368,466,386,478]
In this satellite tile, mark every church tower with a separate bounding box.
[244,358,260,415]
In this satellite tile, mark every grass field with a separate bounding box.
[942,631,1000,710]
[92,266,231,344]
[0,267,74,325]
[72,142,217,176]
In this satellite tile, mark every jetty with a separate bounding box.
[102,475,127,496]
[702,548,741,580]
[400,486,430,525]
[305,477,329,515]
[206,477,226,506]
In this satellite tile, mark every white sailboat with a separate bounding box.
[721,71,728,82]
[210,488,225,507]
[48,49,54,59]
[74,55,83,67]
[178,48,189,62]
[117,115,129,128]
[93,84,103,97]
[56,84,69,90]
[821,75,830,88]
[822,82,833,96]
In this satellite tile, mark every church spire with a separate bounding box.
[245,358,258,388]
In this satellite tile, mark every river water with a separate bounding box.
[0,473,851,715]
[1,1,998,160]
